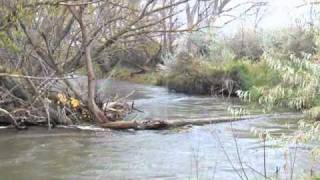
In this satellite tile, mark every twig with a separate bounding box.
[231,122,249,180]
[211,129,245,180]
[263,132,267,179]
[244,162,270,179]
[132,104,144,113]
[0,73,81,80]
[290,143,298,180]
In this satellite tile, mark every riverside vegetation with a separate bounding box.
[1,0,320,178]
[112,27,320,176]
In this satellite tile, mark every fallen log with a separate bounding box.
[100,113,304,130]
[101,119,168,130]
[100,114,268,130]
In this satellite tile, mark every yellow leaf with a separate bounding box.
[57,93,68,105]
[70,97,80,108]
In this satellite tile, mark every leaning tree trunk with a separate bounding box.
[75,6,109,124]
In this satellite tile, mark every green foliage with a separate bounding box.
[162,27,320,112]
[161,54,253,95]
[0,32,18,52]
[238,51,320,111]
[223,60,253,90]
[305,106,320,121]
[246,60,280,87]
[162,58,211,94]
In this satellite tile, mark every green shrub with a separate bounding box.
[238,52,320,111]
[223,60,253,90]
[162,55,253,96]
[163,59,210,94]
[246,60,280,87]
[305,106,320,121]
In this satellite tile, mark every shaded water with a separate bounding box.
[0,80,316,179]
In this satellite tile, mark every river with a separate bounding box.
[0,80,317,179]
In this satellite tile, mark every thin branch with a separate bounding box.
[0,73,80,80]
[0,108,25,130]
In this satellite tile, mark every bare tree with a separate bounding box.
[0,0,196,126]
[0,0,267,128]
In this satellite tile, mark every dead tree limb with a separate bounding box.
[101,115,254,130]
[100,113,302,130]
[0,108,27,130]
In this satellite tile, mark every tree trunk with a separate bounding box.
[76,7,109,124]
[100,113,302,130]
[101,115,259,130]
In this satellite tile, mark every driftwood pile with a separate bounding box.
[100,94,133,122]
[0,75,137,129]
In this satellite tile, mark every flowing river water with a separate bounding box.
[0,80,317,179]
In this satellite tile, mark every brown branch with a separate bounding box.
[93,0,190,57]
[0,108,26,130]
[24,0,104,7]
[0,73,81,80]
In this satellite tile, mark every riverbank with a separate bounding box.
[109,54,278,98]
[112,52,320,120]
[108,67,163,86]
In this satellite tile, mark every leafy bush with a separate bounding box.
[305,106,320,121]
[161,53,252,96]
[162,55,210,94]
[238,52,320,110]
